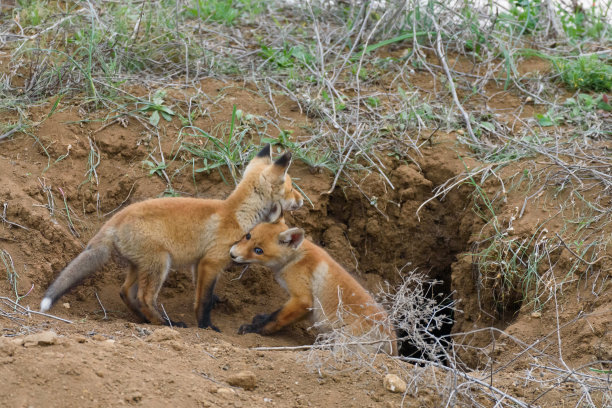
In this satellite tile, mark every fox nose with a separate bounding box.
[230,251,237,259]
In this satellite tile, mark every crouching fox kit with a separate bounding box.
[40,145,303,330]
[230,219,398,355]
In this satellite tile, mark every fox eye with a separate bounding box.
[254,247,264,255]
[245,233,251,240]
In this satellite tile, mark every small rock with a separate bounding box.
[0,337,16,356]
[91,334,106,341]
[126,391,142,403]
[23,331,58,347]
[383,374,406,393]
[62,302,70,309]
[147,327,180,342]
[216,387,236,396]
[531,311,542,318]
[227,370,257,390]
[102,339,116,347]
[167,340,184,351]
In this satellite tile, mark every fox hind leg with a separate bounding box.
[194,257,226,331]
[119,263,148,322]
[136,253,187,328]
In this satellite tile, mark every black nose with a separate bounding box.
[230,252,236,259]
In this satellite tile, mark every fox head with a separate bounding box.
[229,219,305,269]
[242,144,303,214]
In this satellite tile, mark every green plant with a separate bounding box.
[557,55,612,92]
[259,43,314,69]
[139,90,176,127]
[366,96,380,108]
[185,0,263,25]
[504,0,542,35]
[16,0,51,26]
[558,2,610,40]
[564,93,611,114]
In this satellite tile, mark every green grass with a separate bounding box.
[185,0,264,25]
[179,105,252,185]
[557,55,612,92]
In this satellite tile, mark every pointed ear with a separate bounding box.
[257,144,272,160]
[265,151,291,181]
[274,151,292,170]
[248,144,272,166]
[278,227,304,249]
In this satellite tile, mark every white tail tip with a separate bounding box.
[40,297,53,312]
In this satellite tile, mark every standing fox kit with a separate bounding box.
[230,219,398,355]
[40,145,303,330]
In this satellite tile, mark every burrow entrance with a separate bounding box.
[282,154,479,361]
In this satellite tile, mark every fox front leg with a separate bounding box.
[238,296,311,335]
[237,311,279,334]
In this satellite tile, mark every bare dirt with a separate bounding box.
[0,75,610,407]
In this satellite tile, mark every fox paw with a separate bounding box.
[198,322,221,332]
[163,319,187,328]
[251,313,272,325]
[237,323,259,335]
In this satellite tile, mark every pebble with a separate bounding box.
[227,370,257,390]
[0,337,16,356]
[216,387,236,395]
[383,374,406,393]
[23,331,58,347]
[147,327,180,342]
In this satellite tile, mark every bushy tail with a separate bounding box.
[40,230,113,312]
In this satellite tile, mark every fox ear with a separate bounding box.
[249,144,272,165]
[274,151,291,170]
[278,227,304,249]
[265,151,291,181]
[257,144,272,160]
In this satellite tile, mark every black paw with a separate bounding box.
[198,321,221,332]
[163,318,187,328]
[251,313,272,325]
[238,323,259,335]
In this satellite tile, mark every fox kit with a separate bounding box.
[40,145,303,330]
[230,219,397,355]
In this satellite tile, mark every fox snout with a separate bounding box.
[290,197,303,210]
[282,197,303,211]
[229,245,245,263]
